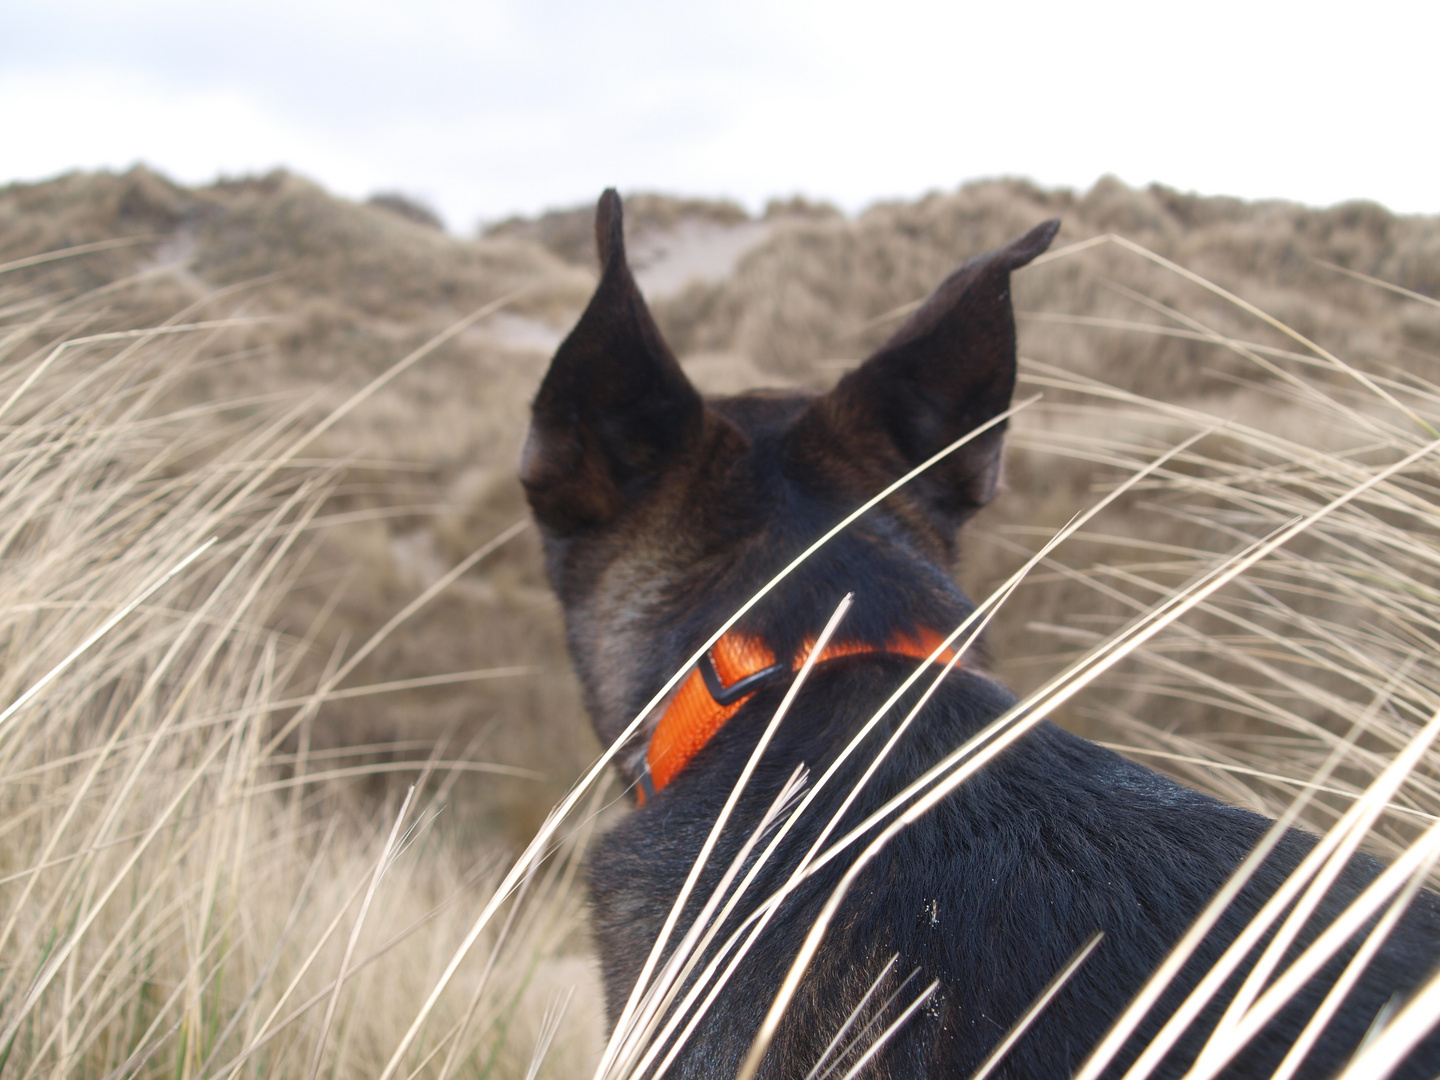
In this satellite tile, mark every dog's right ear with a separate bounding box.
[521,190,704,534]
[792,219,1059,535]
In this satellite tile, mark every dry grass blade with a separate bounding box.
[0,537,215,737]
[0,236,158,277]
[1067,680,1404,1080]
[305,784,416,1080]
[1270,845,1440,1080]
[1336,958,1440,1078]
[1085,710,1440,1080]
[802,954,898,1080]
[1186,710,1440,1075]
[834,979,939,1080]
[811,967,921,1080]
[524,986,577,1080]
[968,933,1104,1080]
[1312,259,1440,312]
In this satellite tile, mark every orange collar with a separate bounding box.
[639,628,958,802]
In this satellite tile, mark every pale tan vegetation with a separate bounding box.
[0,251,604,1077]
[1,165,607,839]
[3,166,1440,1075]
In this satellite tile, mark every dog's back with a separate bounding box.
[521,191,1440,1078]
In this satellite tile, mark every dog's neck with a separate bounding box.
[637,627,959,802]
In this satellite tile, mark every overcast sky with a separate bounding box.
[3,0,1435,232]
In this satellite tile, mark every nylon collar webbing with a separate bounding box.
[637,628,958,802]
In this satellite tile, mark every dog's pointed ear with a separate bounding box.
[799,219,1059,530]
[521,190,704,533]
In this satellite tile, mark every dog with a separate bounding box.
[520,190,1440,1078]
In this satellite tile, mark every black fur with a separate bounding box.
[522,191,1440,1078]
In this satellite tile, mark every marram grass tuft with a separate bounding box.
[0,259,600,1079]
[5,206,1440,1078]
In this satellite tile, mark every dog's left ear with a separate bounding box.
[521,190,704,534]
[797,219,1059,530]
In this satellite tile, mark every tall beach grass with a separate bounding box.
[3,208,1440,1077]
[0,263,601,1078]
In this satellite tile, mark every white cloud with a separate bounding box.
[0,66,387,194]
[2,0,1436,228]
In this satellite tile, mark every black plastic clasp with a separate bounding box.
[699,649,787,706]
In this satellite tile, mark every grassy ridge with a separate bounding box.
[5,167,1438,780]
[3,169,1440,1075]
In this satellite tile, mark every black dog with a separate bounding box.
[520,190,1440,1078]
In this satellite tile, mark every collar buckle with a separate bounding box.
[698,649,787,706]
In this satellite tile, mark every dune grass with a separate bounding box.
[0,267,601,1079]
[4,208,1440,1078]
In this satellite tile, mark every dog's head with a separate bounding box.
[522,190,1057,752]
